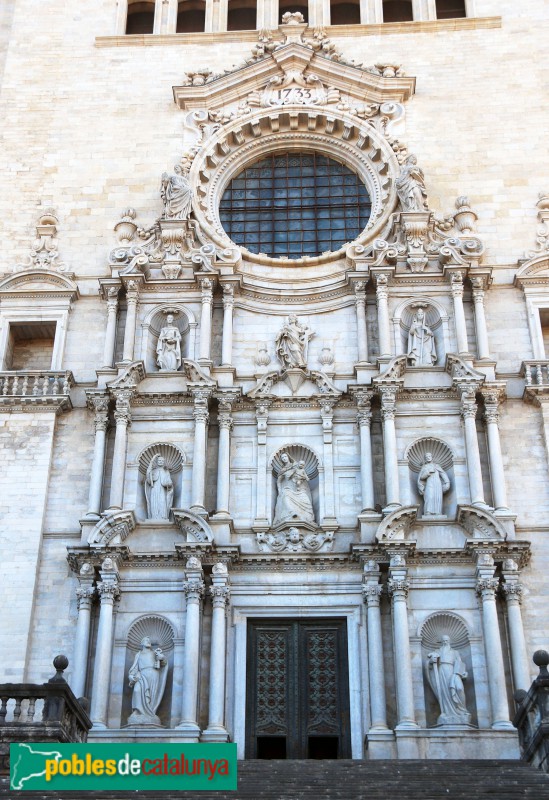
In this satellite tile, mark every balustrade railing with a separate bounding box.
[522,361,549,387]
[0,370,73,400]
[513,650,549,773]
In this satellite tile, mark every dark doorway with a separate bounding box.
[246,618,351,759]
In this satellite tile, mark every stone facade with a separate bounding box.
[0,0,548,762]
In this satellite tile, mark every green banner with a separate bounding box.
[10,742,237,792]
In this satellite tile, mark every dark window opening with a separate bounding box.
[219,152,372,260]
[227,0,256,30]
[4,322,56,371]
[308,737,339,759]
[382,0,413,22]
[257,737,287,759]
[435,0,466,18]
[330,0,360,25]
[177,0,206,32]
[125,1,155,33]
[279,0,308,23]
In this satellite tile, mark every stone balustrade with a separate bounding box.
[513,650,549,772]
[0,370,73,410]
[522,361,549,387]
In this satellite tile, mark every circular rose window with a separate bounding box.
[219,151,372,259]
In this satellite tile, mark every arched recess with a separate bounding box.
[269,443,321,525]
[330,0,360,24]
[141,304,196,370]
[177,0,206,32]
[419,612,477,728]
[227,0,256,30]
[392,297,448,364]
[137,442,186,520]
[125,0,155,33]
[406,437,456,518]
[435,0,466,19]
[382,0,413,22]
[122,615,176,728]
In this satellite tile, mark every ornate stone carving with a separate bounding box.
[396,155,428,212]
[387,578,410,599]
[88,394,109,433]
[275,315,314,370]
[76,586,95,610]
[156,313,182,372]
[407,307,437,366]
[426,635,472,726]
[114,209,138,245]
[454,196,477,235]
[144,455,174,520]
[525,192,549,259]
[417,453,450,517]
[257,525,333,553]
[160,171,193,221]
[114,390,132,425]
[127,637,168,727]
[15,209,68,272]
[376,506,417,542]
[273,451,315,525]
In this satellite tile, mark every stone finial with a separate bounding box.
[533,649,549,678]
[537,192,549,211]
[114,208,137,245]
[454,196,478,234]
[15,208,67,272]
[49,655,69,684]
[213,562,228,575]
[281,11,305,24]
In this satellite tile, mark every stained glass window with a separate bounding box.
[219,152,372,259]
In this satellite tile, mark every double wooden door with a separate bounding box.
[245,618,351,759]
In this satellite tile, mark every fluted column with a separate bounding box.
[216,398,233,515]
[482,390,509,512]
[198,278,213,364]
[363,561,388,729]
[178,557,205,739]
[450,272,469,355]
[502,559,530,692]
[202,563,230,741]
[102,288,119,368]
[356,390,375,512]
[86,395,109,516]
[190,390,210,515]
[221,285,234,367]
[109,390,131,510]
[320,400,336,522]
[90,559,120,728]
[122,280,139,364]
[380,387,400,510]
[476,554,512,728]
[472,278,490,360]
[354,282,369,363]
[376,274,392,357]
[388,555,417,728]
[460,389,486,507]
[71,565,95,699]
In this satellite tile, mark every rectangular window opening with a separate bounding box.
[4,321,57,371]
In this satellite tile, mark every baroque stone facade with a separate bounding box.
[0,0,548,762]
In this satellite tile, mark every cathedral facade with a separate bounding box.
[0,0,548,762]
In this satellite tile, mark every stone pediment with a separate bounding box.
[458,505,508,541]
[0,268,79,301]
[248,368,342,399]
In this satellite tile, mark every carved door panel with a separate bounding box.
[246,618,351,759]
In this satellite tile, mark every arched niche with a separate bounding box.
[137,442,186,521]
[406,437,456,518]
[121,615,176,728]
[419,612,477,728]
[141,305,196,372]
[392,298,448,366]
[269,443,321,525]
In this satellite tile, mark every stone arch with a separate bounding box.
[141,304,196,370]
[392,297,448,365]
[126,614,176,651]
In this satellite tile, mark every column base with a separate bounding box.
[174,721,201,742]
[491,720,514,730]
[367,727,395,760]
[201,725,230,743]
[395,720,420,730]
[189,505,208,518]
[91,720,108,730]
[383,503,402,514]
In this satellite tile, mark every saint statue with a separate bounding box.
[396,155,428,212]
[160,171,193,220]
[273,453,315,525]
[427,635,472,726]
[275,315,314,369]
[156,314,182,371]
[417,452,450,516]
[407,308,437,366]
[127,637,168,726]
[145,455,174,520]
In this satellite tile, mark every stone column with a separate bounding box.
[482,390,509,512]
[362,562,388,729]
[320,400,336,522]
[216,398,233,515]
[122,280,139,364]
[177,557,205,740]
[380,387,400,510]
[376,274,392,357]
[356,391,375,512]
[450,272,469,355]
[221,285,235,367]
[71,564,95,699]
[472,278,491,360]
[90,559,120,728]
[198,278,213,364]
[202,563,231,741]
[354,282,369,363]
[109,390,131,510]
[502,559,531,692]
[460,389,486,507]
[190,390,210,515]
[475,554,512,729]
[86,395,109,516]
[388,555,417,728]
[102,288,119,368]
[254,401,270,526]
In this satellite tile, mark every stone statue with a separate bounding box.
[273,452,315,525]
[407,308,437,366]
[427,635,471,726]
[156,314,182,371]
[396,155,428,212]
[275,315,314,369]
[145,455,174,520]
[127,637,168,726]
[417,452,450,516]
[160,171,193,220]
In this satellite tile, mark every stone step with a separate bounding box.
[1,760,549,799]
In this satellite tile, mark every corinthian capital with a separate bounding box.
[476,577,499,599]
[388,578,410,600]
[380,387,397,420]
[113,390,132,425]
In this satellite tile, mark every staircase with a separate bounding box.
[2,760,549,799]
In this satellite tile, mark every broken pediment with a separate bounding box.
[248,367,342,399]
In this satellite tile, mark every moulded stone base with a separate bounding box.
[201,726,230,743]
[394,728,520,760]
[367,728,395,759]
[174,721,201,742]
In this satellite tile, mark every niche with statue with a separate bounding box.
[406,437,456,519]
[143,307,194,373]
[400,303,445,366]
[137,443,186,521]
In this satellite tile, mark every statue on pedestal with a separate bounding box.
[396,154,428,211]
[156,314,182,371]
[427,635,471,726]
[145,455,174,520]
[407,308,437,366]
[127,637,168,726]
[160,171,193,220]
[417,452,450,516]
[273,452,315,525]
[275,315,314,369]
